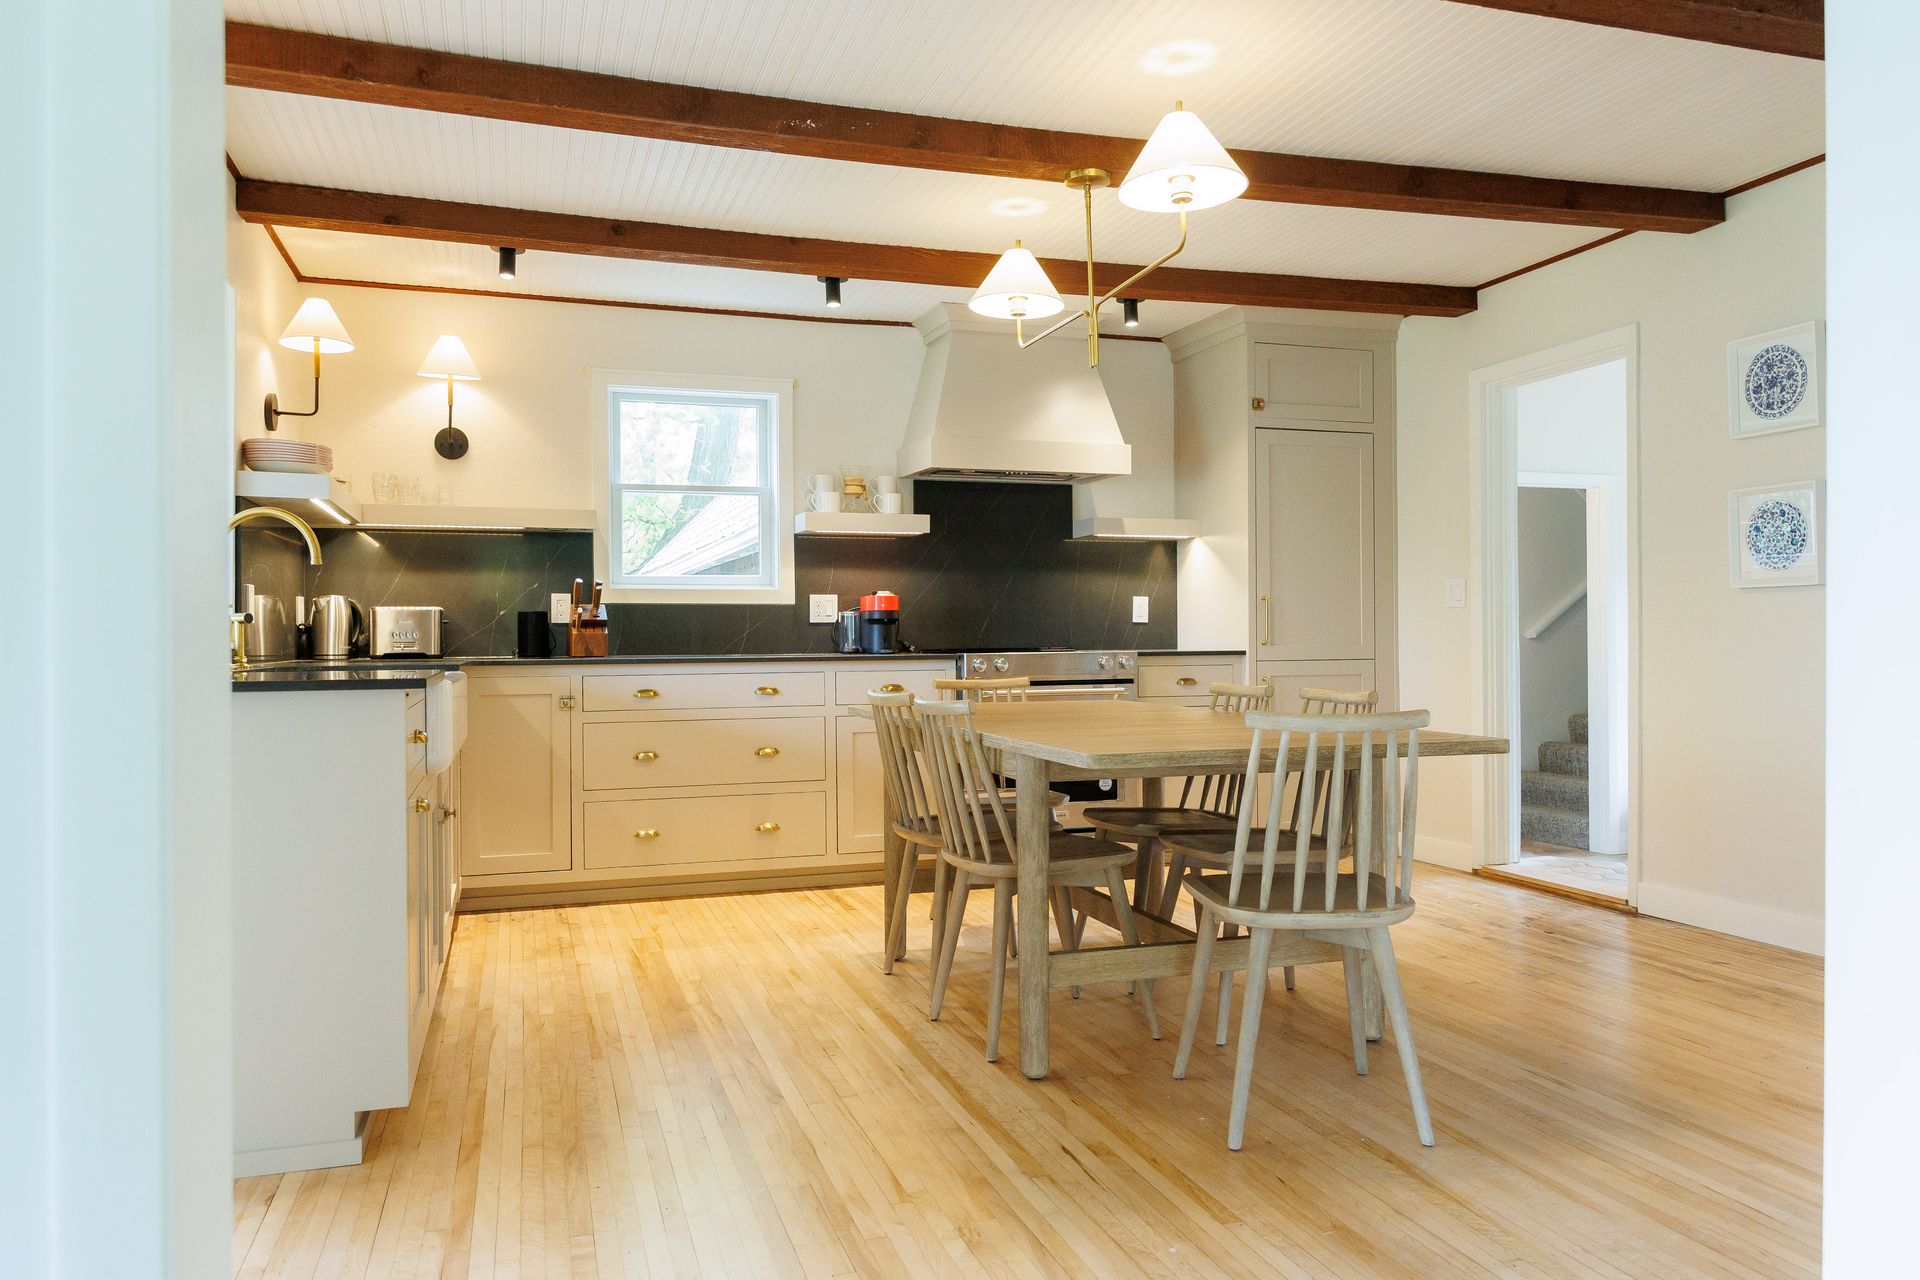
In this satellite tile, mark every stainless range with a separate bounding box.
[954,648,1138,700]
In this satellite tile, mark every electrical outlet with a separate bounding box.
[809,594,839,623]
[1445,578,1467,608]
[549,592,571,620]
[1132,595,1150,623]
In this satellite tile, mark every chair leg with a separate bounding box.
[1173,905,1217,1079]
[1104,866,1159,1040]
[1158,852,1188,918]
[1227,928,1276,1151]
[928,857,950,964]
[884,848,919,974]
[985,880,1013,1062]
[1369,925,1434,1147]
[1051,888,1082,999]
[1283,966,1296,992]
[1214,921,1238,1047]
[1131,839,1155,910]
[1340,945,1369,1076]
[929,869,970,1021]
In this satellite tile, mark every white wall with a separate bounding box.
[1515,487,1587,768]
[1398,166,1825,952]
[229,221,1174,528]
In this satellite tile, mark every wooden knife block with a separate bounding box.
[567,611,608,657]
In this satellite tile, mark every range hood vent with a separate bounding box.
[898,304,1132,483]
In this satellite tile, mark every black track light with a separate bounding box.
[497,247,519,280]
[818,275,845,308]
[1121,297,1141,328]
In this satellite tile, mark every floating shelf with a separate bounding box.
[235,472,593,532]
[1070,516,1200,541]
[794,511,930,537]
[235,470,361,526]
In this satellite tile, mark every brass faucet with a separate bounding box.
[228,506,325,667]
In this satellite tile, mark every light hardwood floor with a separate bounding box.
[233,868,1820,1279]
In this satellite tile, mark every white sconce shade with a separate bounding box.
[1117,106,1248,213]
[277,298,354,353]
[967,243,1066,319]
[416,334,480,381]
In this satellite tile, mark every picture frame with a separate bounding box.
[1728,321,1821,438]
[1729,481,1822,588]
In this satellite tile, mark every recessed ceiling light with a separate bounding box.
[1139,40,1217,77]
[989,196,1048,218]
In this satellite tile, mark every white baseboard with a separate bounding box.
[1635,880,1824,955]
[233,1129,366,1178]
[1414,834,1482,871]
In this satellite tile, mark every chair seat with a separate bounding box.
[1186,870,1415,928]
[895,802,1062,848]
[1159,827,1326,865]
[938,831,1137,881]
[1083,805,1243,839]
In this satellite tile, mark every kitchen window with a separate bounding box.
[594,372,794,603]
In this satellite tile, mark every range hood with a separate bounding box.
[897,303,1132,482]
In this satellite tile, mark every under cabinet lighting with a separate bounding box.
[1071,516,1199,541]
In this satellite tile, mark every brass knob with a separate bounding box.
[410,730,430,743]
[755,685,780,696]
[879,683,905,693]
[632,688,660,699]
[413,798,431,813]
[754,746,781,758]
[633,828,661,840]
[1176,677,1197,687]
[632,750,659,762]
[754,821,781,833]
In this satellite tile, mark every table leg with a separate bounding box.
[1134,775,1165,909]
[1014,752,1052,1079]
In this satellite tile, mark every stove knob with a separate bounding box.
[970,657,988,673]
[1117,655,1134,669]
[1097,655,1113,670]
[992,656,1010,672]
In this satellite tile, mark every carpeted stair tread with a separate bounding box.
[1523,769,1588,808]
[1568,712,1589,744]
[1538,740,1588,778]
[1521,803,1590,848]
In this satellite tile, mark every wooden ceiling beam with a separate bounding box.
[234,179,1478,317]
[225,22,1723,234]
[1444,1,1822,60]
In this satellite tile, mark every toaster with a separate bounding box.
[370,605,445,657]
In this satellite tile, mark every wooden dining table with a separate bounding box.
[863,698,1509,1079]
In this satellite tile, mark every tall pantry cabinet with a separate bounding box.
[1170,313,1398,712]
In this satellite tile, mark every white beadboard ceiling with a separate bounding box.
[226,0,1824,324]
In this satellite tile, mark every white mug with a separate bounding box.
[873,473,899,495]
[809,490,840,512]
[808,472,836,492]
[874,493,903,514]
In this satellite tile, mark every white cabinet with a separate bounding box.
[464,674,572,875]
[1257,660,1378,711]
[1251,342,1375,423]
[835,715,885,855]
[1255,428,1375,663]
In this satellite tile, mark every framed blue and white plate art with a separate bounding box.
[1729,482,1821,588]
[1728,322,1821,438]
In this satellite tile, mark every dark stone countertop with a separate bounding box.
[231,664,453,692]
[231,651,956,689]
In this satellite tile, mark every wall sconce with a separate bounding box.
[264,298,353,431]
[417,335,480,460]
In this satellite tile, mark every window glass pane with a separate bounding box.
[617,396,761,486]
[620,491,763,578]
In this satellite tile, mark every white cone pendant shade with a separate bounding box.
[1117,107,1248,213]
[416,334,481,381]
[967,243,1066,320]
[277,298,355,354]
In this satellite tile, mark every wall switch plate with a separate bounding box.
[1445,578,1467,608]
[549,592,571,620]
[1132,595,1150,623]
[808,594,839,623]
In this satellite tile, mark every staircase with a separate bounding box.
[1522,712,1589,849]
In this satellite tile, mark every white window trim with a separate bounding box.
[590,369,795,605]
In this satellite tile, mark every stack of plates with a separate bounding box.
[241,437,334,475]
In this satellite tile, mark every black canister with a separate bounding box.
[857,590,900,654]
[517,609,555,658]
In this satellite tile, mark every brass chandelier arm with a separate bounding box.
[1012,208,1190,365]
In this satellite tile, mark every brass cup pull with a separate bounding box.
[754,746,781,757]
[633,828,661,840]
[413,798,432,813]
[633,751,659,762]
[1176,677,1198,687]
[410,730,430,743]
[632,688,660,699]
[878,683,905,693]
[754,821,781,833]
[755,685,781,696]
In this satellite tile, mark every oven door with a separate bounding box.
[1020,679,1137,828]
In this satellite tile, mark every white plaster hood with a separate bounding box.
[897,303,1132,482]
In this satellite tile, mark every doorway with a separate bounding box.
[1468,330,1636,906]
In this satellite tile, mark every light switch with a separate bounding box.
[549,592,571,620]
[809,594,839,623]
[1444,578,1467,608]
[1132,595,1150,623]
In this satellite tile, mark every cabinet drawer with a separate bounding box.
[1139,662,1237,699]
[582,717,826,790]
[582,670,825,712]
[833,668,946,706]
[583,792,827,872]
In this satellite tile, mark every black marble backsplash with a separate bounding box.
[237,480,1176,656]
